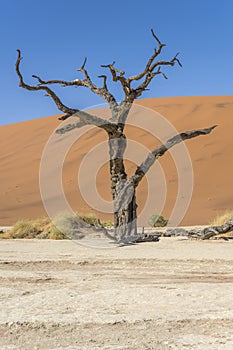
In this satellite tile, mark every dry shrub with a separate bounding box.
[78,213,114,228]
[0,212,113,240]
[52,211,86,239]
[0,220,38,239]
[78,213,100,227]
[101,220,114,228]
[210,210,233,226]
[0,217,67,240]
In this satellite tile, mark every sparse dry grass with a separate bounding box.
[0,217,67,240]
[0,213,114,239]
[0,219,38,239]
[210,210,233,226]
[78,213,113,228]
[101,220,114,228]
[78,213,100,227]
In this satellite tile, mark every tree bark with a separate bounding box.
[108,122,139,243]
[114,191,138,243]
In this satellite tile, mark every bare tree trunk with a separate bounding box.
[108,125,139,243]
[114,191,138,243]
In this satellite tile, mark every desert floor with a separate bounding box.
[0,237,233,349]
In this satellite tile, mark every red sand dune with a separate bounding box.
[0,96,232,226]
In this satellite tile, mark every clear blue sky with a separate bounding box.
[0,0,232,125]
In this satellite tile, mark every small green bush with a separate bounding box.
[148,214,168,227]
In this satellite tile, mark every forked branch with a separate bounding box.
[133,125,218,186]
[16,49,77,116]
[15,50,117,133]
[101,29,182,103]
[76,57,118,110]
[16,30,183,127]
[55,110,118,135]
[16,49,118,114]
[129,30,182,99]
[128,29,167,83]
[101,61,131,97]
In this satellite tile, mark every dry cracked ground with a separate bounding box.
[0,237,233,349]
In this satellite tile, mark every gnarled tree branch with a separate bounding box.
[16,29,182,127]
[15,50,117,134]
[56,110,118,135]
[16,50,77,116]
[128,29,167,83]
[76,57,118,110]
[130,52,182,100]
[100,29,182,104]
[132,125,218,186]
[16,50,118,115]
[101,61,132,98]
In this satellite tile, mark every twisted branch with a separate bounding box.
[98,75,108,89]
[55,110,118,135]
[128,29,167,83]
[73,57,118,110]
[129,31,182,99]
[16,50,118,114]
[16,30,183,127]
[16,50,117,133]
[16,50,77,116]
[100,29,182,103]
[133,125,218,186]
[101,61,131,97]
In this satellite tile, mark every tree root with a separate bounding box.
[134,220,233,242]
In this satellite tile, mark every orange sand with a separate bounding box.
[1,96,232,225]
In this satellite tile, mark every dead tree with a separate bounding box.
[16,30,217,243]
